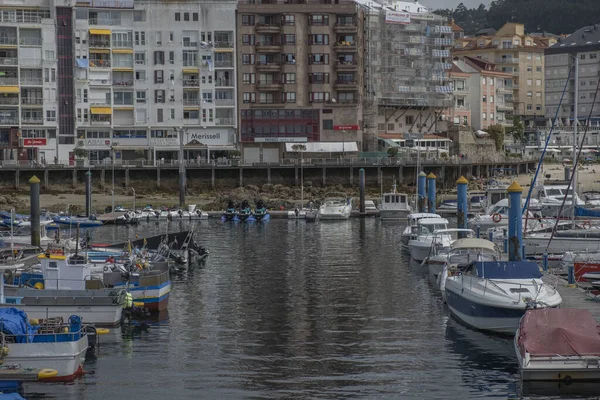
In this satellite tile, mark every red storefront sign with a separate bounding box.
[334,125,360,131]
[23,138,47,146]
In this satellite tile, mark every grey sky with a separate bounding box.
[421,0,491,9]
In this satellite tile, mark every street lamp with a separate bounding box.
[174,126,187,208]
[342,130,347,160]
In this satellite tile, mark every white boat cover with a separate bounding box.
[451,238,496,252]
[517,308,600,357]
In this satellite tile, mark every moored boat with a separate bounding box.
[515,308,600,381]
[222,201,238,221]
[407,217,449,262]
[400,213,441,247]
[318,194,352,220]
[379,183,411,221]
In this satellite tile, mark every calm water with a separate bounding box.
[18,219,591,399]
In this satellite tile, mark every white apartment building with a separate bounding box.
[72,0,237,164]
[0,2,59,164]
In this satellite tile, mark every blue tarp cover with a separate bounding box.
[575,206,600,218]
[0,308,37,343]
[475,261,542,279]
[75,58,89,68]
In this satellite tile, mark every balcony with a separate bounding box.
[89,39,110,48]
[255,23,281,34]
[21,116,43,124]
[256,80,283,91]
[90,116,111,125]
[183,79,199,87]
[113,40,133,48]
[21,98,43,106]
[255,42,281,53]
[0,58,18,66]
[327,98,358,106]
[0,77,18,85]
[183,98,200,106]
[183,118,199,125]
[256,61,282,72]
[20,37,42,46]
[334,23,358,33]
[214,60,234,68]
[334,42,357,53]
[89,59,111,68]
[496,104,512,112]
[0,97,19,105]
[89,18,120,26]
[20,77,43,86]
[0,117,17,125]
[112,60,133,69]
[214,42,234,49]
[334,80,358,90]
[215,99,235,107]
[334,61,357,71]
[19,58,42,67]
[215,118,234,126]
[215,79,233,88]
[0,37,17,46]
[112,80,133,87]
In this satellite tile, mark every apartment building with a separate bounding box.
[236,0,364,163]
[452,57,512,130]
[445,64,471,127]
[452,23,557,128]
[0,2,59,163]
[71,0,237,163]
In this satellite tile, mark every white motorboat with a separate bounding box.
[515,308,600,381]
[407,218,450,262]
[426,237,499,284]
[318,194,352,220]
[379,183,411,221]
[524,229,600,255]
[400,213,442,247]
[583,190,600,207]
[155,205,208,220]
[0,307,89,381]
[537,182,585,218]
[441,260,562,334]
[468,198,549,232]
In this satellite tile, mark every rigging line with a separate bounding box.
[522,66,574,216]
[545,75,600,251]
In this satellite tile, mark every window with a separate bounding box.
[282,34,295,45]
[309,34,329,45]
[135,52,145,65]
[242,15,255,26]
[155,89,165,103]
[242,73,255,84]
[591,53,598,60]
[284,15,295,25]
[136,90,146,103]
[83,89,88,103]
[170,109,175,119]
[259,93,274,104]
[285,92,296,103]
[482,112,487,120]
[283,73,295,84]
[482,77,486,85]
[581,54,586,60]
[44,68,49,83]
[309,92,329,103]
[175,13,180,21]
[536,92,542,97]
[169,51,174,64]
[527,53,532,60]
[169,31,173,42]
[388,123,395,131]
[44,50,55,60]
[46,110,56,121]
[527,104,532,111]
[309,73,330,84]
[309,15,329,26]
[153,51,164,65]
[527,65,532,72]
[157,108,163,122]
[184,13,189,21]
[134,10,145,22]
[406,115,414,125]
[323,119,333,130]
[193,13,198,22]
[309,53,329,64]
[156,32,162,45]
[489,95,494,103]
[242,34,255,45]
[113,91,134,105]
[243,92,255,103]
[242,54,255,65]
[536,79,541,86]
[154,70,164,84]
[283,54,296,64]
[490,113,494,120]
[527,79,532,85]
[527,91,533,98]
[482,95,486,102]
[536,105,542,111]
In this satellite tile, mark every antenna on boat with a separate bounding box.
[9,208,14,262]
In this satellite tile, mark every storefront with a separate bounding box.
[149,127,236,165]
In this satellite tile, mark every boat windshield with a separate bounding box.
[384,195,406,204]
[489,206,508,215]
[418,224,447,234]
[546,188,564,196]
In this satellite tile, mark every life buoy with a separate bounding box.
[583,220,592,230]
[492,213,502,223]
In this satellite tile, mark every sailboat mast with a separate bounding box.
[572,55,579,229]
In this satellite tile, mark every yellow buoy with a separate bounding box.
[133,301,144,307]
[96,328,110,335]
[62,327,69,333]
[34,282,44,290]
[1,346,9,357]
[37,369,58,379]
[29,318,39,326]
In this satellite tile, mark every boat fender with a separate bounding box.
[0,346,9,357]
[29,319,39,326]
[583,220,591,230]
[38,369,58,379]
[34,282,44,290]
[492,213,502,223]
[96,328,110,335]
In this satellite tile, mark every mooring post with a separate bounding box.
[457,176,468,238]
[507,181,523,261]
[359,168,365,217]
[427,172,436,214]
[85,171,92,217]
[29,175,40,247]
[417,171,427,213]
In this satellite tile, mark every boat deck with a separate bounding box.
[542,273,600,322]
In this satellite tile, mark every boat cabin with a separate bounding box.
[380,192,410,212]
[414,218,449,236]
[38,252,92,291]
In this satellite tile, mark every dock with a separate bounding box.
[543,273,600,321]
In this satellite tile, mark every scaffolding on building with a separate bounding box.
[361,1,454,150]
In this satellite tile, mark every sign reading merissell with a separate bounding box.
[385,10,411,25]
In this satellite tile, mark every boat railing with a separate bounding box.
[1,326,85,344]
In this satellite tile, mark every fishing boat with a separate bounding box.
[379,182,411,221]
[407,218,450,262]
[0,308,89,381]
[426,236,498,283]
[238,200,252,221]
[515,308,600,381]
[222,201,238,221]
[318,194,352,220]
[400,213,442,247]
[441,260,562,334]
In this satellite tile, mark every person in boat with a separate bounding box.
[106,256,115,263]
[241,200,249,210]
[256,200,264,210]
[227,200,235,211]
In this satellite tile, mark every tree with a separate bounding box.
[506,117,525,143]
[387,147,399,158]
[291,144,307,153]
[73,146,87,159]
[485,124,504,151]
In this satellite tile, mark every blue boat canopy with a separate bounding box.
[474,261,542,280]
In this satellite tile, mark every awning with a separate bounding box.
[112,67,133,72]
[182,68,199,73]
[113,106,134,110]
[284,142,358,153]
[112,49,133,54]
[112,146,150,150]
[379,138,398,147]
[0,86,19,94]
[208,145,236,151]
[90,107,112,115]
[76,58,89,68]
[89,29,111,35]
[89,48,110,54]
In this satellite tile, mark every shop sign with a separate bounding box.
[23,138,47,146]
[334,125,360,131]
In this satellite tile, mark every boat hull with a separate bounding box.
[126,281,170,312]
[380,209,409,221]
[0,303,122,326]
[6,335,88,381]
